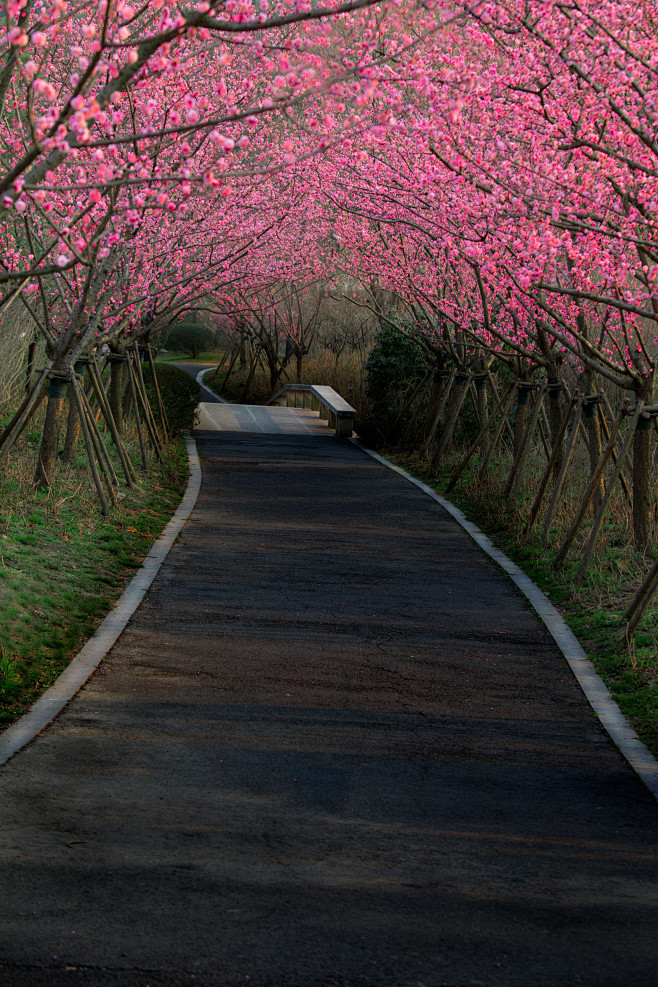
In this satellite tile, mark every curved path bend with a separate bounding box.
[1,426,657,987]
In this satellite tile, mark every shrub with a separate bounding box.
[165,322,214,358]
[362,325,428,447]
[143,363,200,435]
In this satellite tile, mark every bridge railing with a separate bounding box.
[266,384,356,437]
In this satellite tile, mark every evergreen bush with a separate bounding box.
[165,323,214,358]
[144,364,200,435]
[358,325,428,447]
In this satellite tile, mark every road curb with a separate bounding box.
[196,366,228,403]
[354,440,658,802]
[0,437,202,768]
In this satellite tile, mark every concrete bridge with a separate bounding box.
[0,373,657,986]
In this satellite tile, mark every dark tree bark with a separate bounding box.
[513,386,531,461]
[633,416,655,551]
[61,395,80,464]
[547,381,565,483]
[34,379,67,489]
[109,347,126,435]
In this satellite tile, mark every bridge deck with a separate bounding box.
[197,401,333,434]
[0,429,657,986]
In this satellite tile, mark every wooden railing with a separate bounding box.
[266,384,356,437]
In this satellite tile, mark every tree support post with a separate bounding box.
[527,396,578,534]
[576,402,644,579]
[506,383,547,503]
[554,404,627,569]
[541,395,585,542]
[432,372,472,465]
[0,364,52,467]
[446,381,514,493]
[125,353,148,469]
[89,356,136,487]
[145,344,170,441]
[478,382,518,480]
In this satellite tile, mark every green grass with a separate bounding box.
[0,429,188,730]
[156,349,226,364]
[389,449,658,761]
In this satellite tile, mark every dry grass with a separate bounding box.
[204,349,368,414]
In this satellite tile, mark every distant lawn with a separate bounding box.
[157,349,226,364]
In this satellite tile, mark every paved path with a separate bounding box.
[197,402,334,435]
[1,430,658,987]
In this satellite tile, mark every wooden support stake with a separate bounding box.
[446,381,514,493]
[128,352,162,460]
[208,344,231,381]
[538,406,552,460]
[597,402,632,506]
[76,380,119,507]
[146,345,170,441]
[506,384,547,502]
[468,380,482,426]
[541,396,584,542]
[624,556,658,637]
[527,397,577,534]
[554,406,626,568]
[89,357,136,486]
[421,369,456,455]
[602,392,633,478]
[478,382,518,480]
[239,345,260,403]
[432,374,472,465]
[486,369,515,443]
[70,371,109,515]
[132,349,163,450]
[0,363,52,466]
[125,354,148,468]
[218,342,242,392]
[575,403,643,580]
[390,369,431,444]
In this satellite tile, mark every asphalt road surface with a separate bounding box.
[1,431,657,987]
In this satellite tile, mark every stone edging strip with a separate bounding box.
[354,440,658,802]
[196,366,228,403]
[0,437,202,768]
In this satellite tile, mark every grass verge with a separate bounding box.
[0,431,189,730]
[389,449,658,762]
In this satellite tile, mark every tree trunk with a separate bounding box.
[421,372,445,442]
[583,401,604,515]
[61,361,87,464]
[268,355,280,392]
[34,379,67,489]
[548,380,565,483]
[61,394,81,464]
[26,341,37,395]
[296,351,303,383]
[513,385,531,460]
[109,354,126,435]
[633,416,655,551]
[475,377,488,428]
